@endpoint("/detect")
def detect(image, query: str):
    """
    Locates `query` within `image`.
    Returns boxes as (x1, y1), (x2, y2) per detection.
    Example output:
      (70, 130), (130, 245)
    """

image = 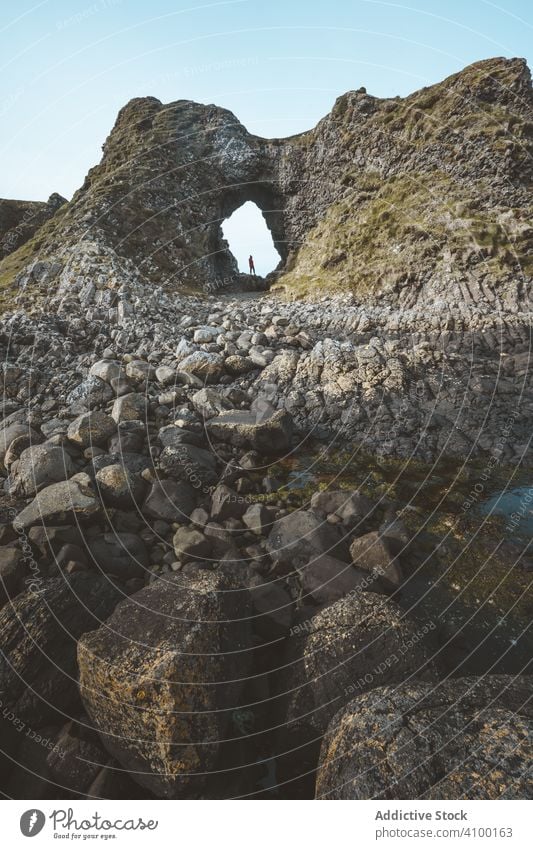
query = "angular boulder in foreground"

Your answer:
(315, 675), (533, 799)
(78, 571), (252, 798)
(206, 409), (293, 454)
